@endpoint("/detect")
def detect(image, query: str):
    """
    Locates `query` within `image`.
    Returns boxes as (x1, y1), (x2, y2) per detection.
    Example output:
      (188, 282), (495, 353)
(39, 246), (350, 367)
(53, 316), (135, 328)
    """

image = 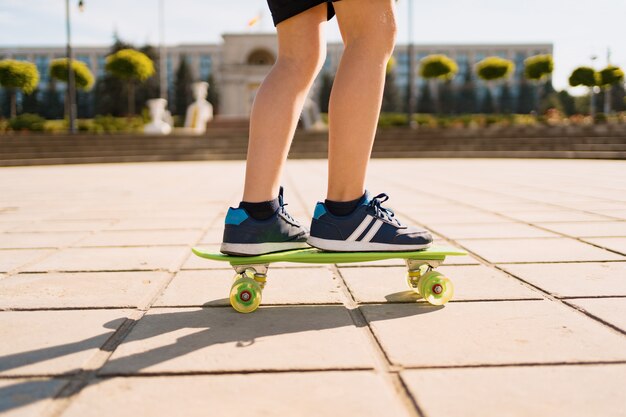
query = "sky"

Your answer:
(0, 0), (624, 92)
